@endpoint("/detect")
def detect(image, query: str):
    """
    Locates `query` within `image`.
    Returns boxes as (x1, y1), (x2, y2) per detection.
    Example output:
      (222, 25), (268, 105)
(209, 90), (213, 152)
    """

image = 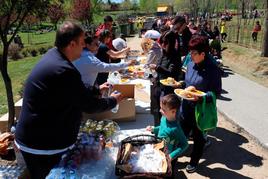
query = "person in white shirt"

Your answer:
(73, 35), (135, 87)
